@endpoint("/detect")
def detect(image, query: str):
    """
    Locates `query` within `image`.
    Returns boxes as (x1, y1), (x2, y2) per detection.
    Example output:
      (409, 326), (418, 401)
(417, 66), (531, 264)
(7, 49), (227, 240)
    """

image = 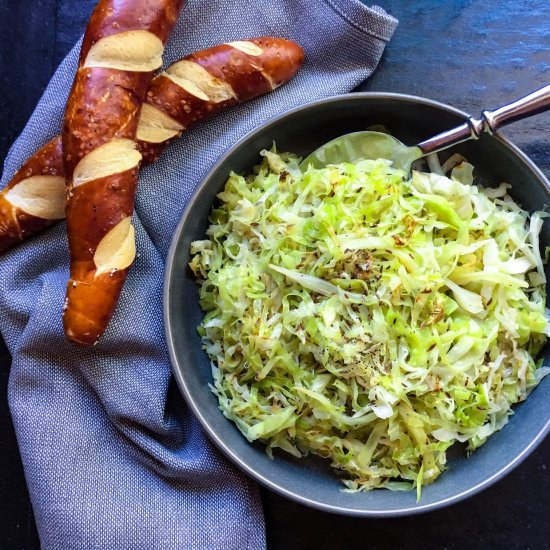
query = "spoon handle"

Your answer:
(417, 83), (550, 155)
